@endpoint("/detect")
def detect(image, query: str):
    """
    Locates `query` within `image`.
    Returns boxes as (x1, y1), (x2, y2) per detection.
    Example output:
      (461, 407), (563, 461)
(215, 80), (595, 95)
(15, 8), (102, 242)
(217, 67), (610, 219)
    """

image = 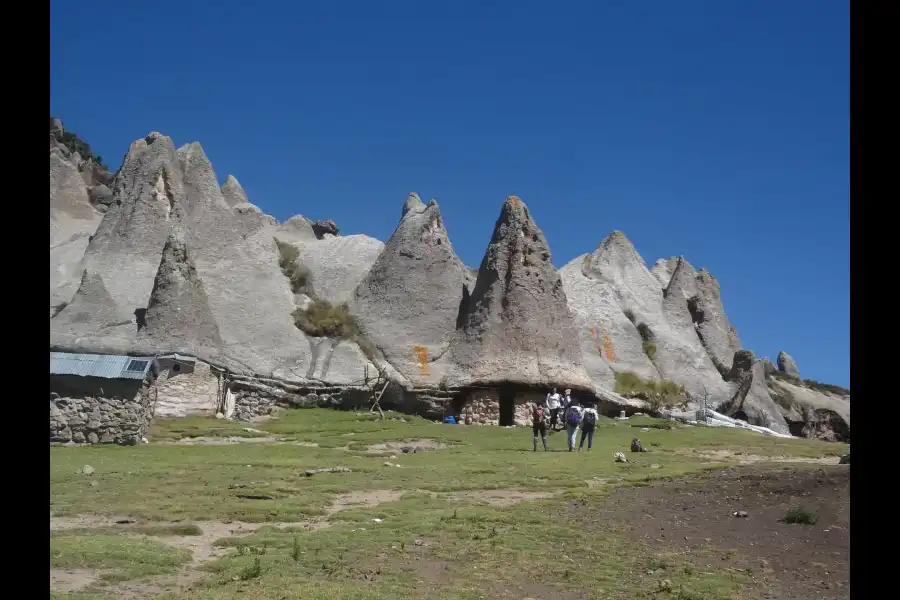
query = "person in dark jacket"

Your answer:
(531, 402), (549, 451)
(578, 402), (599, 451)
